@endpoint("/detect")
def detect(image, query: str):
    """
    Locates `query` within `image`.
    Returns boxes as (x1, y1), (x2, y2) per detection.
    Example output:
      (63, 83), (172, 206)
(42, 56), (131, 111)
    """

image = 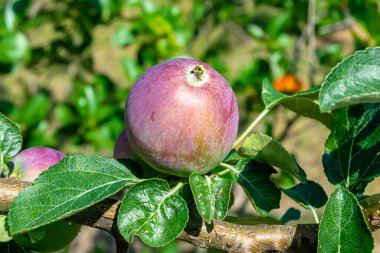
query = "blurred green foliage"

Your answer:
(0, 0), (378, 154)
